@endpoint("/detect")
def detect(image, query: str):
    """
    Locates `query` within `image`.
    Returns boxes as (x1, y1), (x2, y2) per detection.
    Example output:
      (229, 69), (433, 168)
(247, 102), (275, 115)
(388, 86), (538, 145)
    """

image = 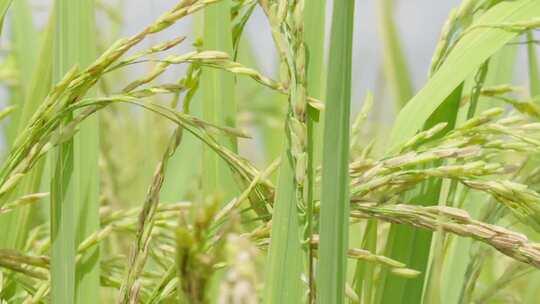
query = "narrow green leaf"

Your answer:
(161, 11), (204, 204)
(264, 150), (303, 304)
(442, 46), (517, 304)
(4, 0), (38, 149)
(51, 1), (98, 303)
(51, 3), (76, 300)
(525, 275), (540, 303)
(388, 0), (540, 152)
(316, 0), (355, 303)
(0, 0), (38, 251)
(353, 220), (377, 303)
(305, 0), (326, 102)
(527, 31), (540, 96)
(10, 0), (37, 95)
(524, 29), (540, 304)
(0, 0), (13, 35)
(476, 44), (518, 112)
(305, 0), (326, 299)
(378, 0), (414, 109)
(201, 0), (237, 198)
(17, 15), (54, 130)
(73, 1), (99, 303)
(377, 85), (463, 304)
